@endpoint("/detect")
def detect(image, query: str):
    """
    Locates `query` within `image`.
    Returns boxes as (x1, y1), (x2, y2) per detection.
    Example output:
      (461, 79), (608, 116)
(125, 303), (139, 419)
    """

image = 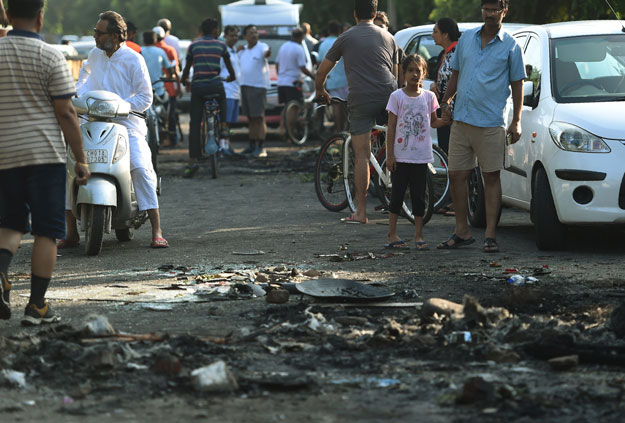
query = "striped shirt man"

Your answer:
(0, 29), (76, 170)
(186, 35), (229, 87)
